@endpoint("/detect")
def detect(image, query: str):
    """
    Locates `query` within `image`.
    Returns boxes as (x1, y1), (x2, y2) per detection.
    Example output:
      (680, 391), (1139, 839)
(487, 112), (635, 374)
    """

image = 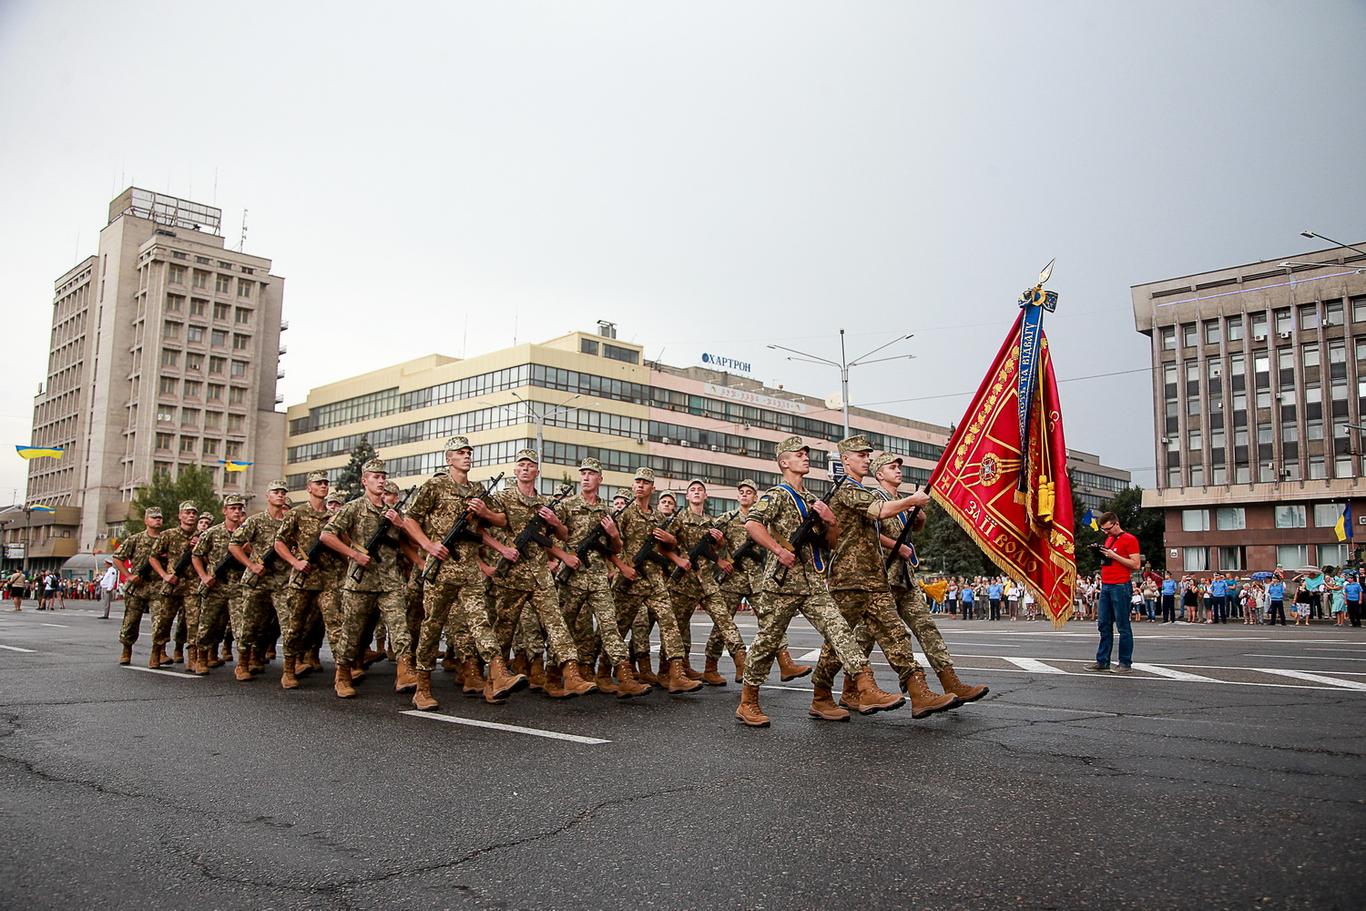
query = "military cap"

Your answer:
(383, 480), (400, 495)
(267, 479), (289, 492)
(222, 494), (246, 507)
(177, 500), (199, 513)
(361, 458), (387, 474)
(737, 478), (758, 492)
(686, 478), (707, 489)
(306, 470), (329, 483)
(143, 506), (163, 519)
(445, 436), (472, 452)
(775, 435), (809, 455)
(434, 467), (449, 477)
(633, 467), (655, 482)
(579, 457), (603, 473)
(870, 453), (903, 475)
(658, 491), (677, 503)
(324, 490), (346, 505)
(515, 448), (539, 464)
(838, 435), (874, 454)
